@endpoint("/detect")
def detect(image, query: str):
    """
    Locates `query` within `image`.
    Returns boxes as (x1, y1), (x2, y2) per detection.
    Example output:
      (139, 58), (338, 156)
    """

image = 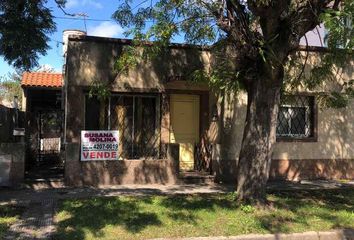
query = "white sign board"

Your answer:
(81, 130), (119, 161)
